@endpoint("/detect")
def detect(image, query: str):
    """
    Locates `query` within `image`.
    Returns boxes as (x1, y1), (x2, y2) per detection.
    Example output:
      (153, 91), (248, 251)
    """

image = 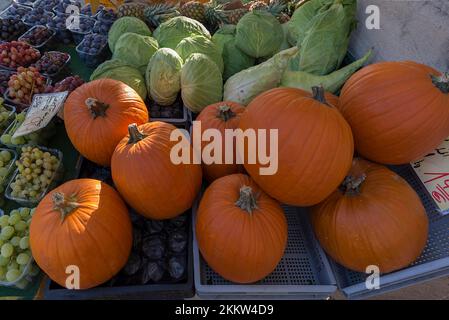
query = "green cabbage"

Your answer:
(181, 53), (223, 113)
(108, 17), (152, 52)
(90, 59), (147, 99)
(235, 10), (283, 58)
(146, 48), (183, 106)
(212, 24), (236, 54)
(279, 23), (292, 51)
(112, 33), (159, 75)
(213, 25), (255, 81)
(154, 16), (211, 50)
(175, 35), (224, 73)
(223, 47), (298, 105)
